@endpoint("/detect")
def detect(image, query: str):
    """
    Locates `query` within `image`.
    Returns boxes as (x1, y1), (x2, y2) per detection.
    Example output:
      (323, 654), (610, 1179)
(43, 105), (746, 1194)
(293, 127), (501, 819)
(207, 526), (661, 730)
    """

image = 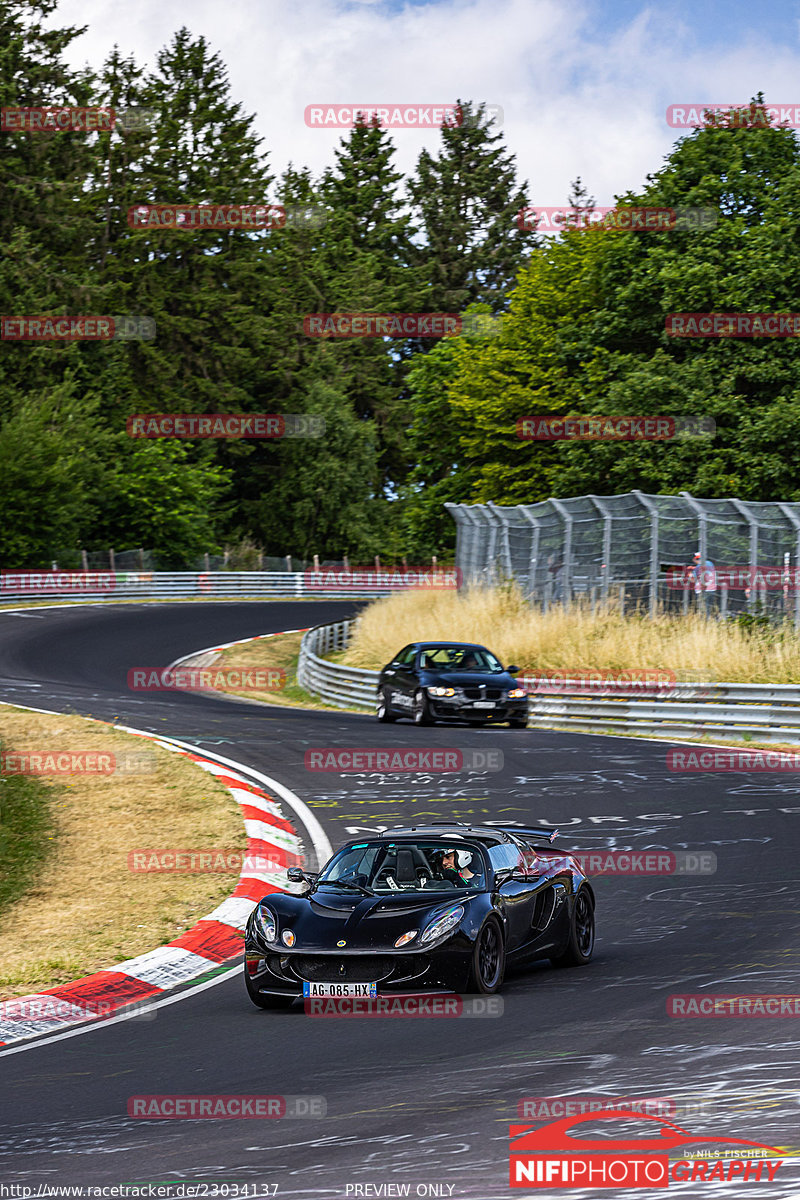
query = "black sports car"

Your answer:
(244, 823), (595, 1008)
(375, 641), (529, 726)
